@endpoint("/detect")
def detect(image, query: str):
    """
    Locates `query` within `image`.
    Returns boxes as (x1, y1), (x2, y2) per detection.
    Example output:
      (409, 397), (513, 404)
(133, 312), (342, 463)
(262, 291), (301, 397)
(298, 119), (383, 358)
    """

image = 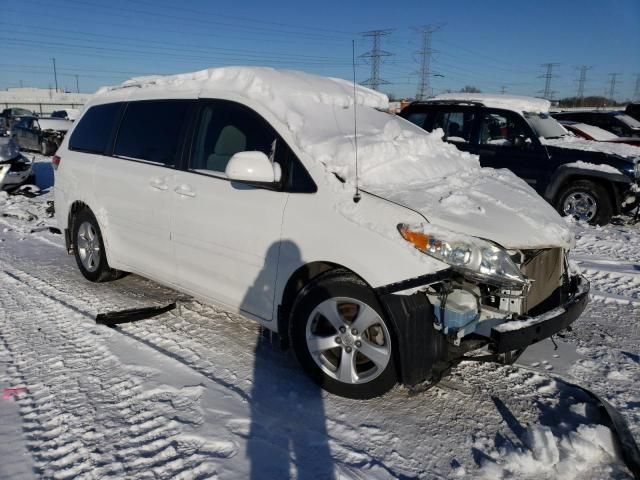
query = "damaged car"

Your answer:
(401, 94), (640, 225)
(54, 67), (589, 399)
(12, 116), (73, 155)
(0, 137), (34, 192)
